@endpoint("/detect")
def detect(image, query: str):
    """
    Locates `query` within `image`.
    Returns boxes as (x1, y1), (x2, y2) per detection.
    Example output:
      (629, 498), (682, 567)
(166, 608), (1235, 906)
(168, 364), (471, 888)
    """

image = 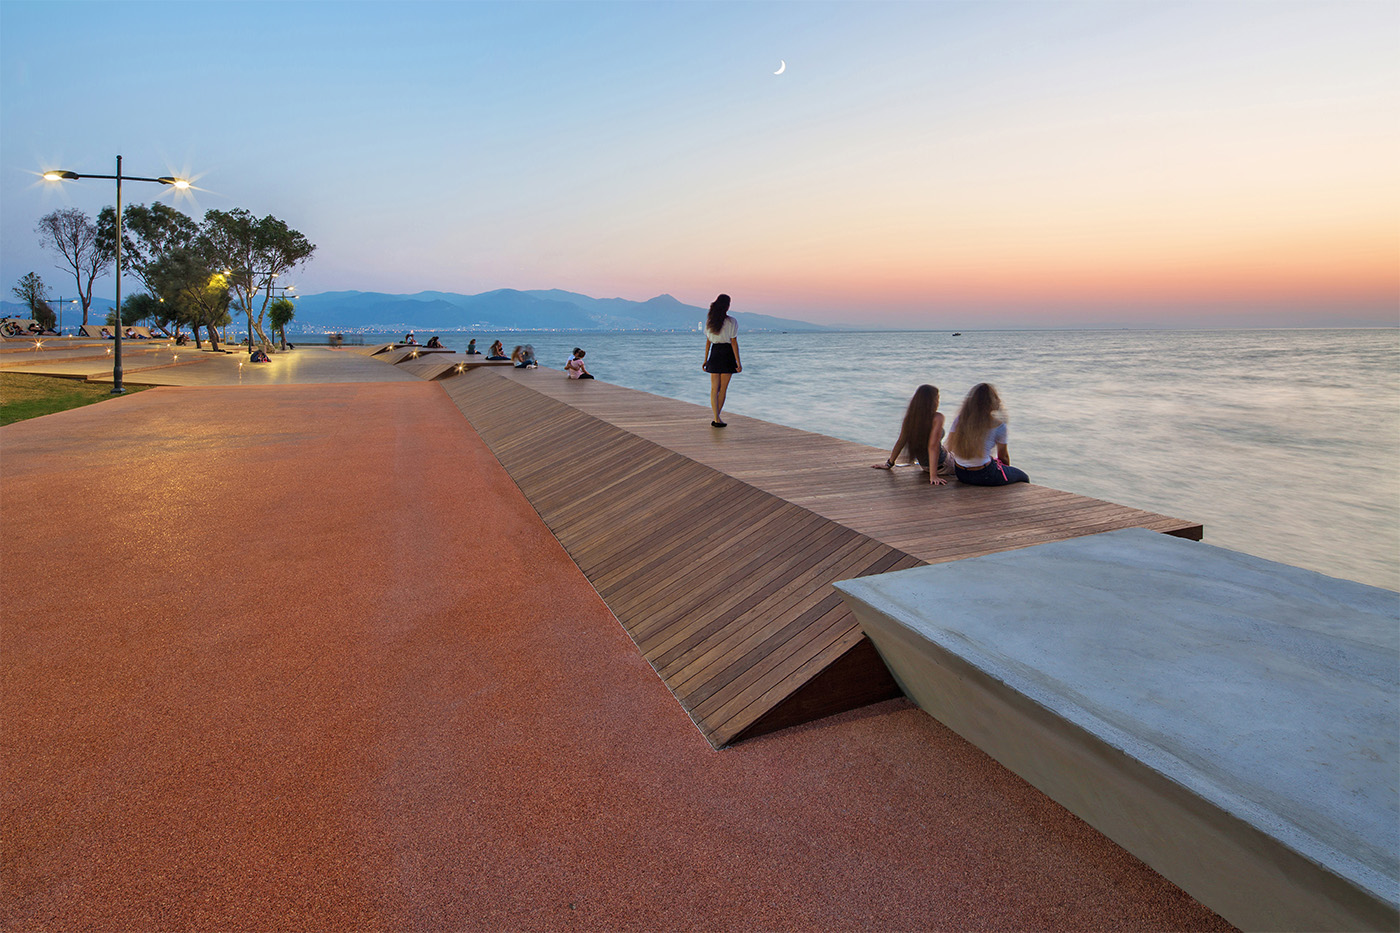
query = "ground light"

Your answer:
(43, 157), (190, 393)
